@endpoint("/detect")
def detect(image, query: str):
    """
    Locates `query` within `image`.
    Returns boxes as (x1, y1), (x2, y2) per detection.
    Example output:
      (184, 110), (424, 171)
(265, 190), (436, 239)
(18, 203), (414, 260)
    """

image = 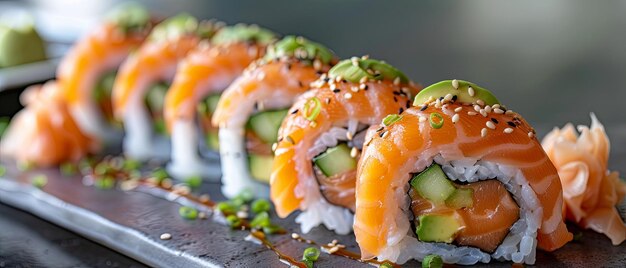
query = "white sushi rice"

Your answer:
(295, 120), (366, 235)
(122, 103), (170, 160)
(167, 120), (221, 180)
(219, 127), (270, 199)
(70, 104), (123, 146)
(378, 155), (542, 265)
